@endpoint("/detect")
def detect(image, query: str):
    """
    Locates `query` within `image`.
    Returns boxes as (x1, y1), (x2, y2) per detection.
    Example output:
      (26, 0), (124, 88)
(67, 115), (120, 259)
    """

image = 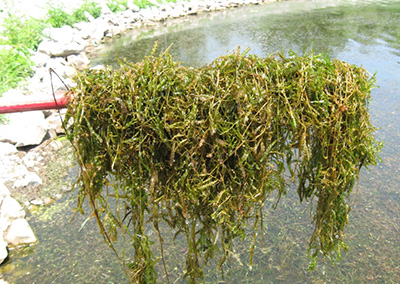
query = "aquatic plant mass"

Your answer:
(64, 47), (382, 283)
